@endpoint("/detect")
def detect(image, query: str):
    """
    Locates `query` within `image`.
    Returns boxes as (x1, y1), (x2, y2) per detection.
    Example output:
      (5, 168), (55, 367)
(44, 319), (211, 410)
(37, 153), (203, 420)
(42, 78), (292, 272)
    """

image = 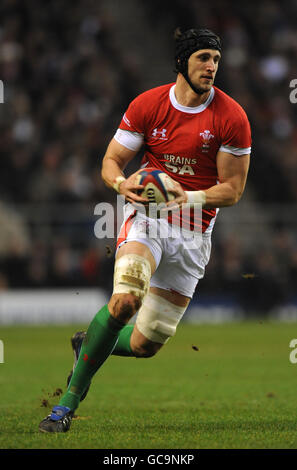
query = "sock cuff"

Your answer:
(108, 314), (125, 332)
(96, 304), (125, 333)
